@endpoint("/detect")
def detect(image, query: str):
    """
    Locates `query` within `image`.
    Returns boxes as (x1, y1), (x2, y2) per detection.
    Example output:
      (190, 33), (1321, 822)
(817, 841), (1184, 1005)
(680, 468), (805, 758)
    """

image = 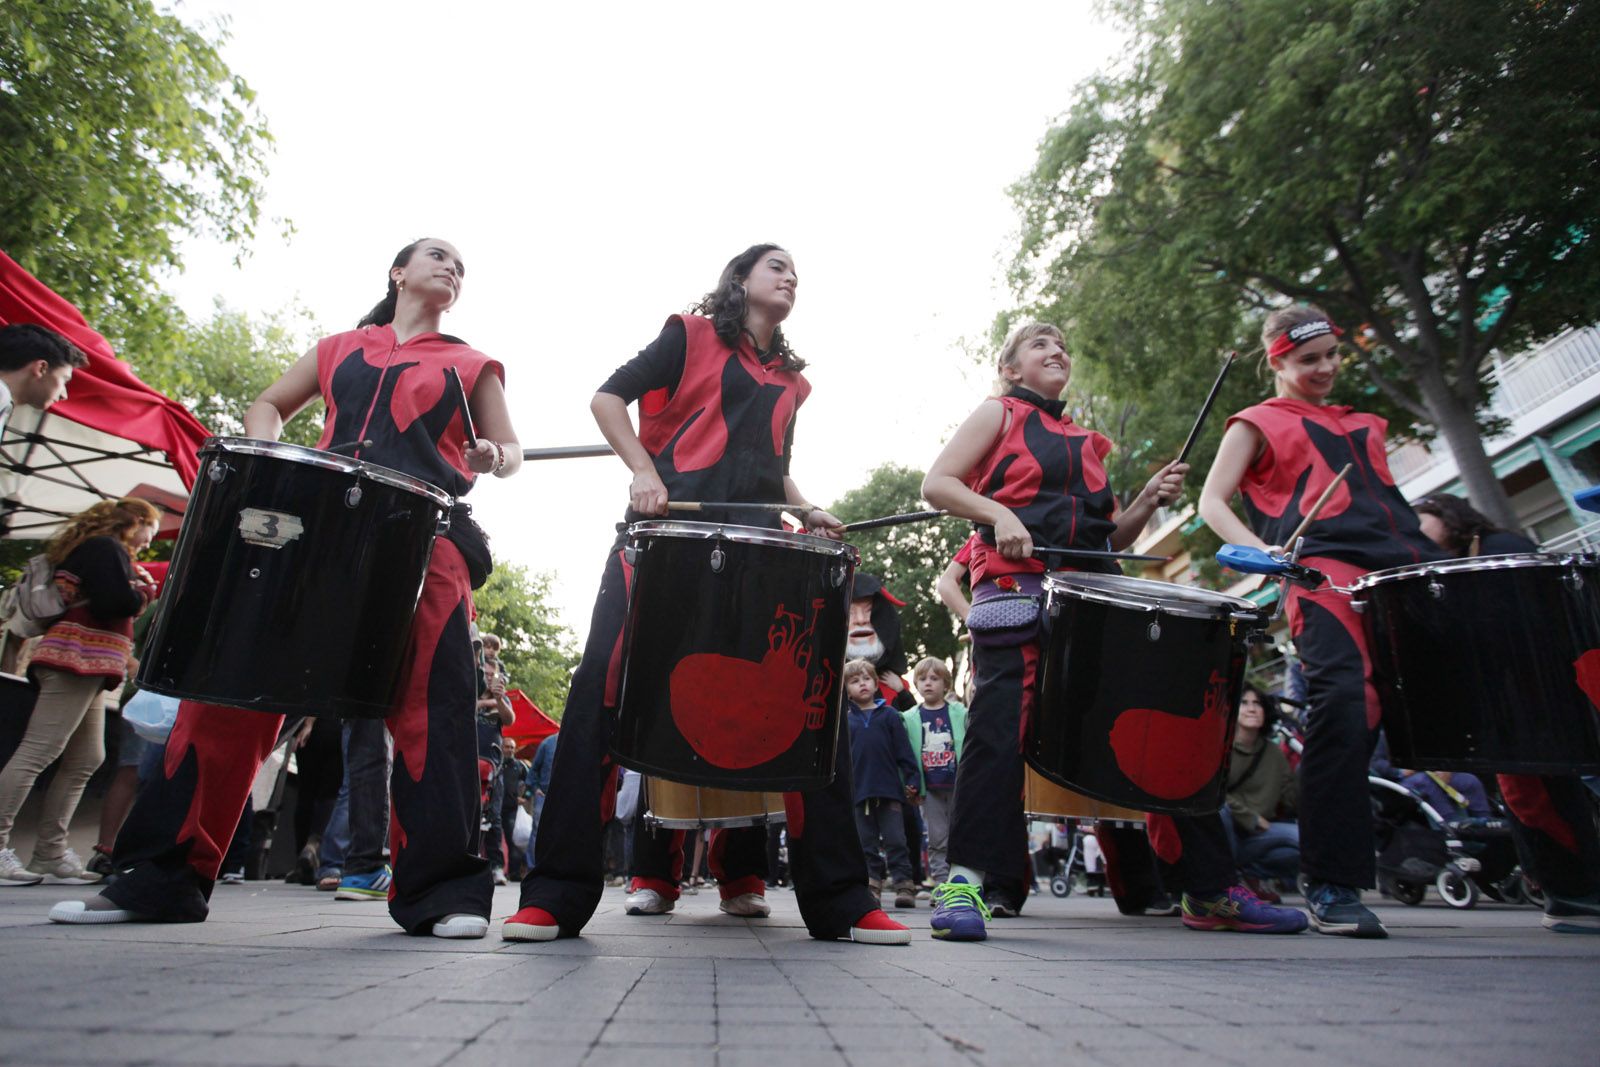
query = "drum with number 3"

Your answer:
(137, 437), (450, 718)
